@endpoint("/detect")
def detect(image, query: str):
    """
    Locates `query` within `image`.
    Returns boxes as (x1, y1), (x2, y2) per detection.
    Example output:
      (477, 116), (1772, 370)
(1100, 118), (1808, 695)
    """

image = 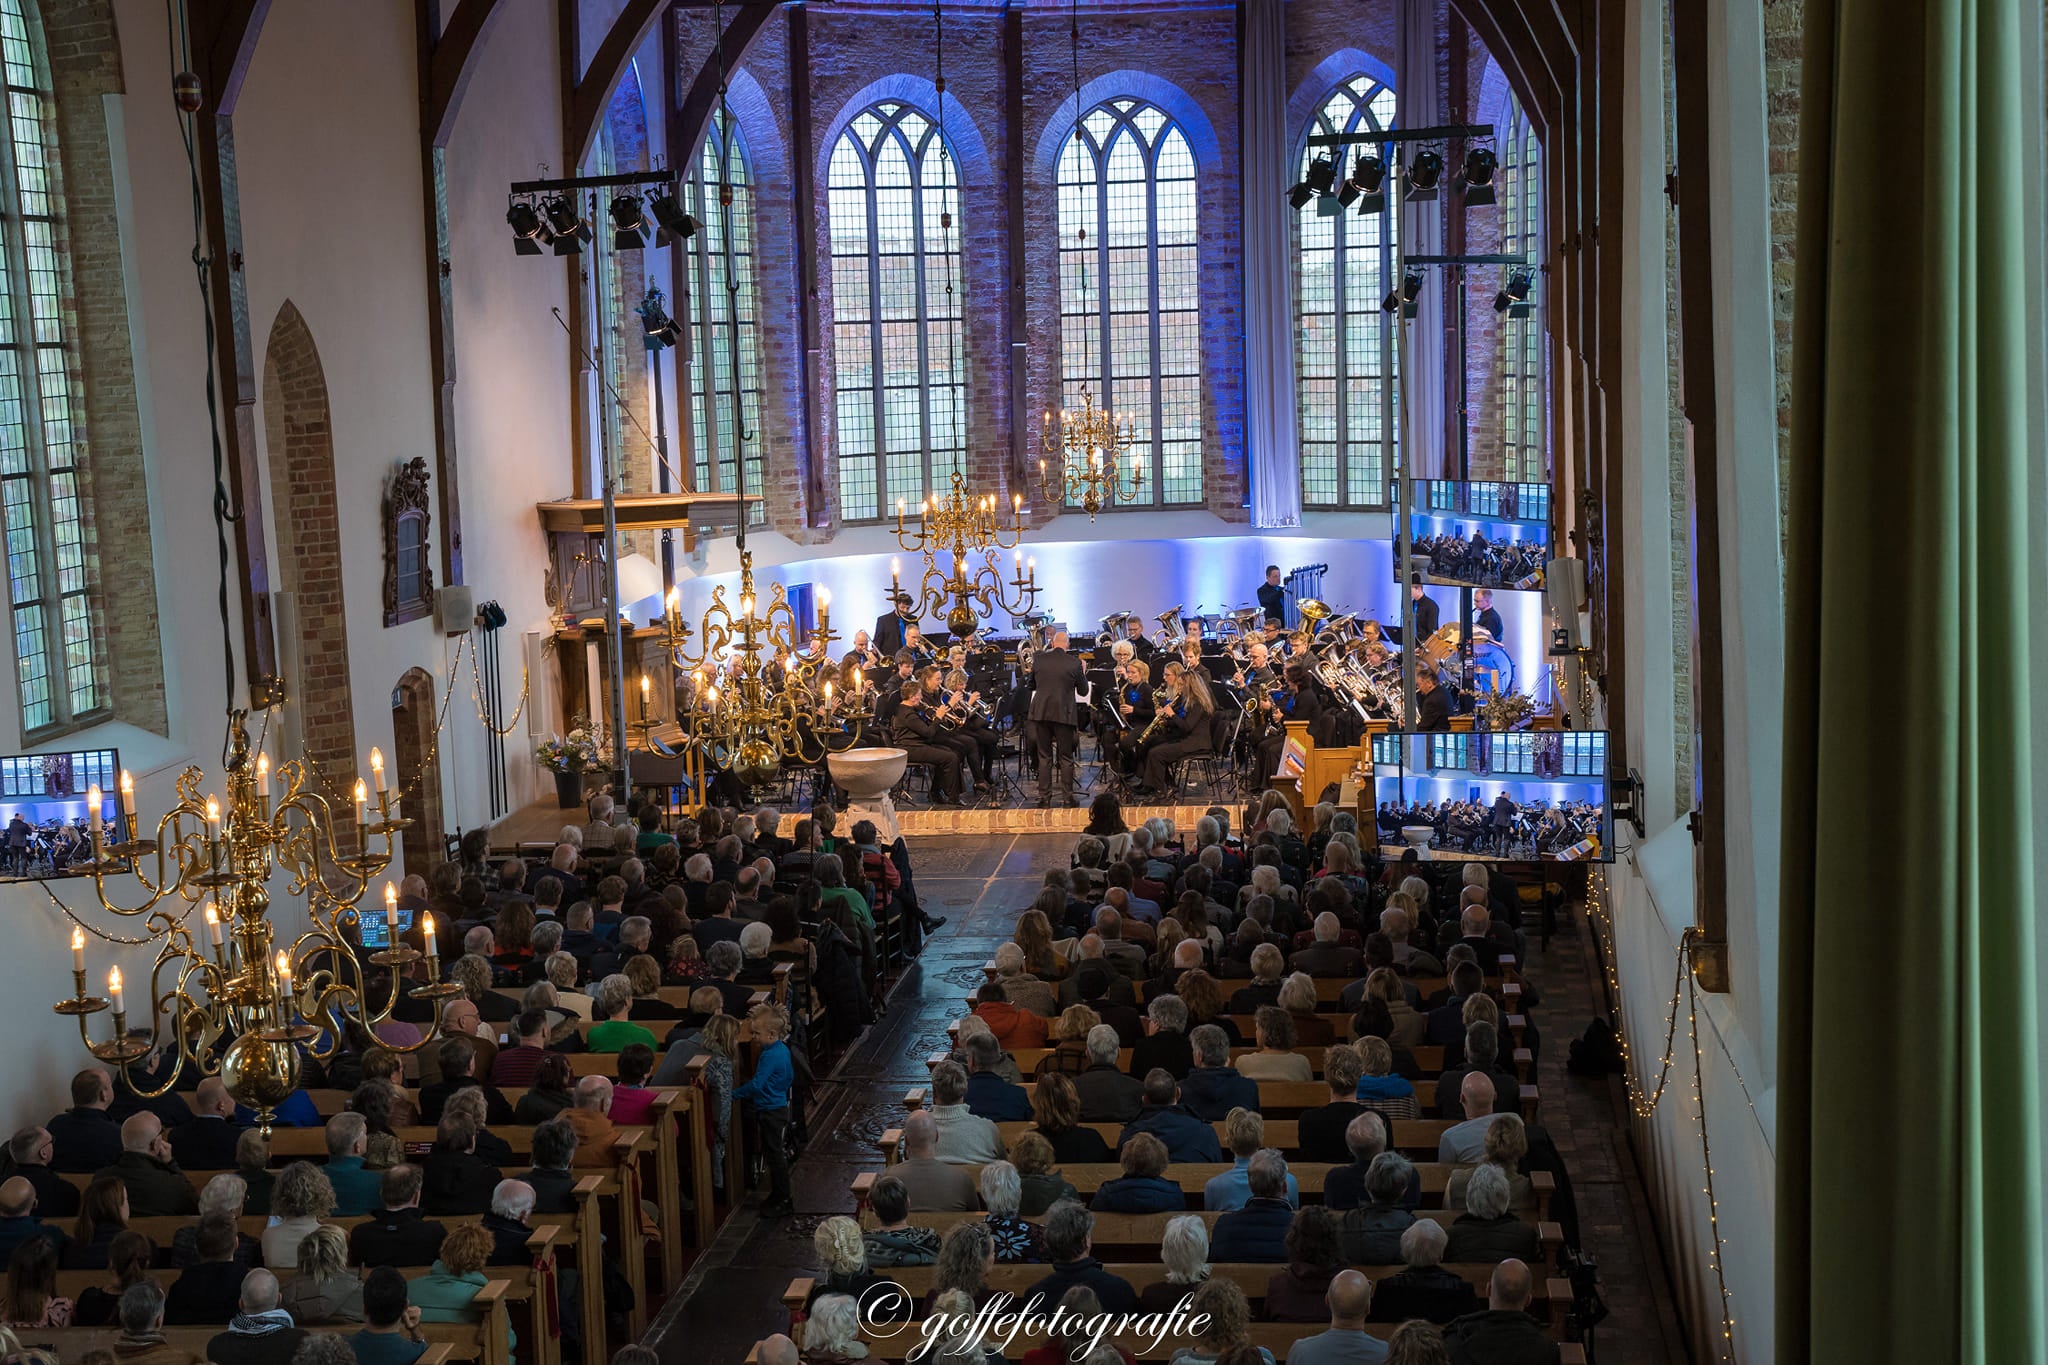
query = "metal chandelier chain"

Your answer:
(933, 0), (963, 477)
(713, 0), (752, 552)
